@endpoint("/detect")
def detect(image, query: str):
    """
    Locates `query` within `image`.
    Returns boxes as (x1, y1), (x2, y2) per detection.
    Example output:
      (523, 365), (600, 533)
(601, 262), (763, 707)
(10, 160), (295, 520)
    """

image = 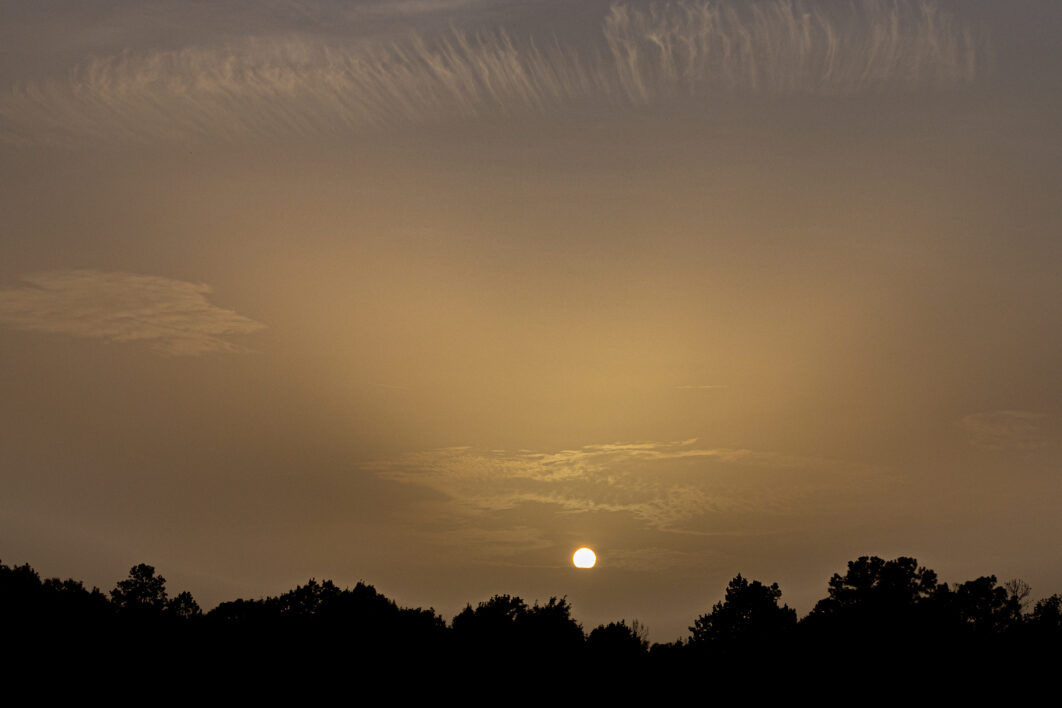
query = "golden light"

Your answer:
(572, 547), (597, 569)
